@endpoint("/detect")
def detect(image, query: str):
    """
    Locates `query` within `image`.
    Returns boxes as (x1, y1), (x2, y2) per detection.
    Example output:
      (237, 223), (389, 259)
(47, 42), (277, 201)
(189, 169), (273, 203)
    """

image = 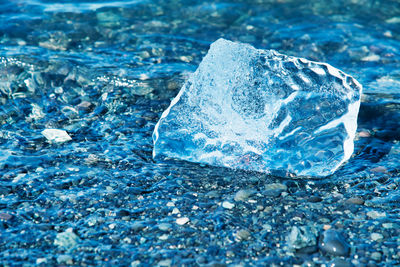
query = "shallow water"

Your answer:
(0, 0), (399, 266)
